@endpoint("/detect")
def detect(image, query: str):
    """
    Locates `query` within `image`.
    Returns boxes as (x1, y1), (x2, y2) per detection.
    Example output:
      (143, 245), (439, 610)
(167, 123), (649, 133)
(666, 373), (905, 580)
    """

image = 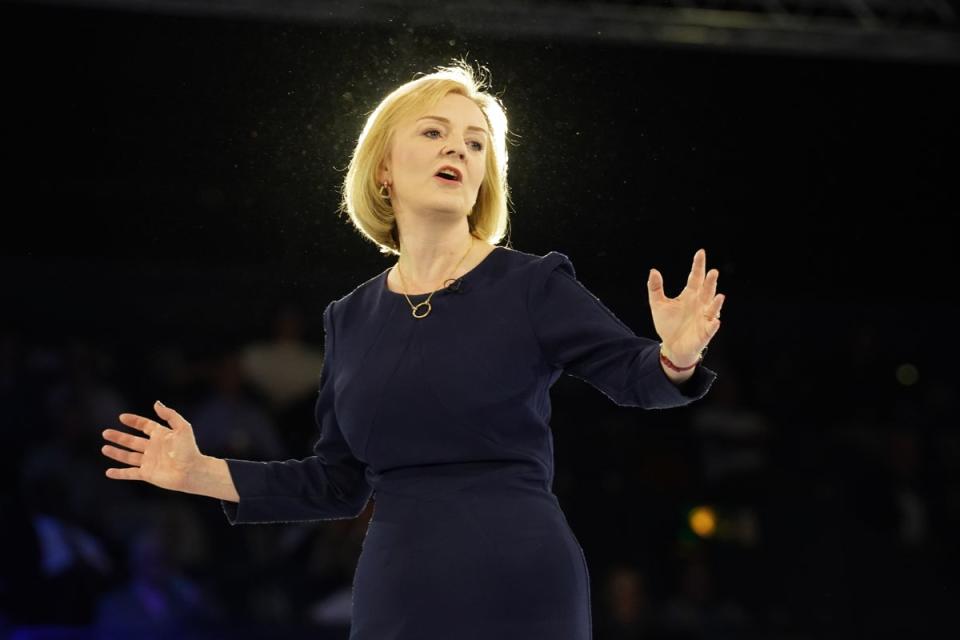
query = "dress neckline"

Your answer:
(381, 246), (504, 297)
